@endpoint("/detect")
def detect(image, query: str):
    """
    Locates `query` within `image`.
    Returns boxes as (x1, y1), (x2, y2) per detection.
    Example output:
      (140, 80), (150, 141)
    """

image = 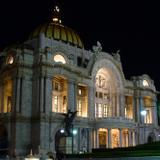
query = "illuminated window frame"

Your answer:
(143, 79), (149, 87)
(53, 54), (66, 64)
(77, 99), (82, 116)
(6, 55), (14, 64)
(52, 96), (58, 112)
